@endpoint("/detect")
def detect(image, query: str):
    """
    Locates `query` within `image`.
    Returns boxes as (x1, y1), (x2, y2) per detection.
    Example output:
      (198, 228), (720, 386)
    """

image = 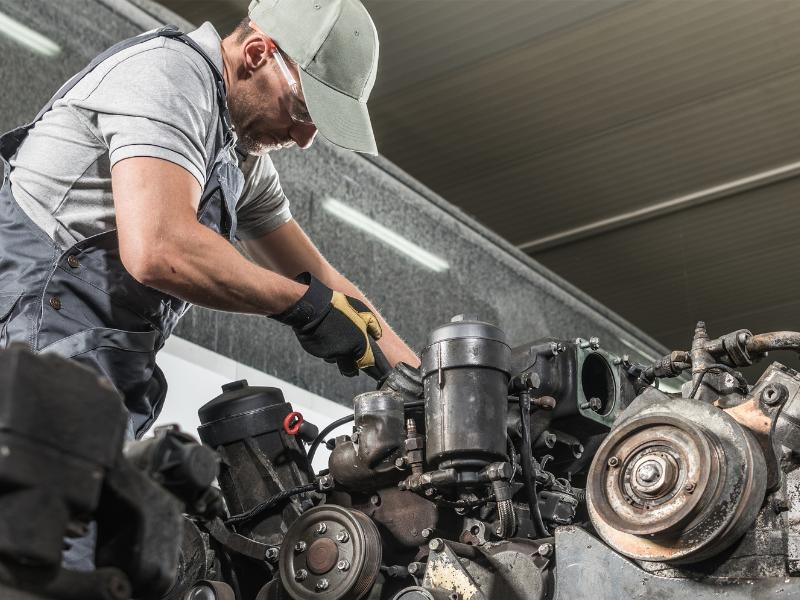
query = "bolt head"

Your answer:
(337, 559), (351, 572)
(608, 456), (620, 468)
(421, 528), (433, 539)
(429, 538), (444, 552)
(315, 579), (329, 591)
(335, 530), (350, 543)
(294, 541), (307, 553)
(408, 562), (422, 575)
(265, 547), (279, 561)
(636, 461), (662, 485)
(538, 542), (554, 558)
(294, 569), (308, 582)
(684, 482), (696, 494)
(315, 522), (328, 535)
(395, 457), (407, 469)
